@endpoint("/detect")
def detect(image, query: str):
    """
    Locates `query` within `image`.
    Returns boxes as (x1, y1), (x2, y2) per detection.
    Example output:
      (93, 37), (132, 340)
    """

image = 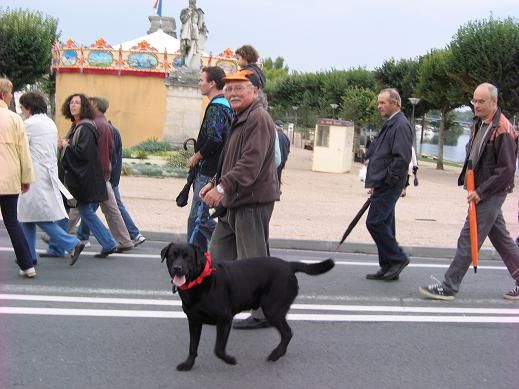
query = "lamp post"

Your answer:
(408, 97), (420, 155)
(330, 103), (338, 119)
(292, 105), (298, 144)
